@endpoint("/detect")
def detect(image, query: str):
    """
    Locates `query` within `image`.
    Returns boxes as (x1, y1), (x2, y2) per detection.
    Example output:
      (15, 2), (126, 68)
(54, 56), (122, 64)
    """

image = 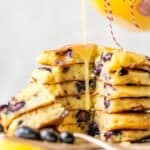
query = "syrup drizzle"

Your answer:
(80, 0), (87, 43)
(104, 0), (123, 49)
(79, 0), (91, 110)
